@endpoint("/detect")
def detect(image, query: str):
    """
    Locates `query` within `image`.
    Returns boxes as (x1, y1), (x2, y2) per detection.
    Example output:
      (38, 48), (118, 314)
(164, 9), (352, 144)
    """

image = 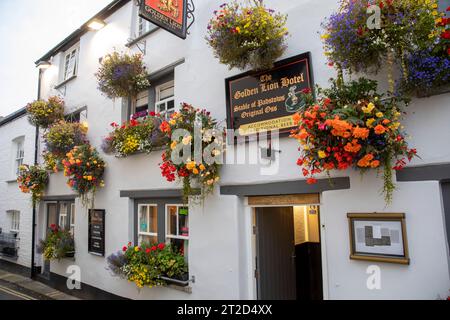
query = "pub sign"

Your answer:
(226, 52), (314, 137)
(139, 0), (188, 39)
(88, 209), (106, 256)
